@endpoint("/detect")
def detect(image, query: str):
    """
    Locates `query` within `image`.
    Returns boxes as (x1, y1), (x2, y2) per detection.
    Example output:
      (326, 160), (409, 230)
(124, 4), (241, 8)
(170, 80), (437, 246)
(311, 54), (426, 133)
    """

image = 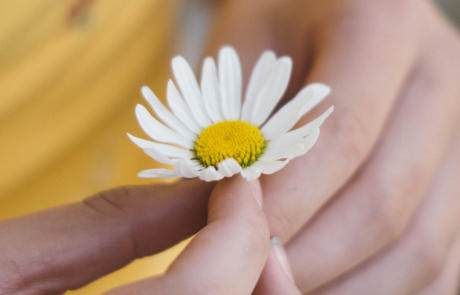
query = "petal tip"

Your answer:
(140, 85), (153, 97)
(308, 82), (331, 97)
(137, 171), (153, 178)
(279, 56), (293, 66)
(220, 45), (236, 53)
(262, 50), (276, 58)
(126, 132), (135, 140)
(171, 55), (185, 64)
